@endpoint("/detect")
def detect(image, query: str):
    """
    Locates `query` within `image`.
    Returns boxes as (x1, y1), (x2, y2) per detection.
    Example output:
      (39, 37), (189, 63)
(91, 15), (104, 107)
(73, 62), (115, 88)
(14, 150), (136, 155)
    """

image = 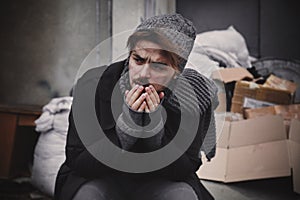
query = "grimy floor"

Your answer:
(202, 177), (300, 200)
